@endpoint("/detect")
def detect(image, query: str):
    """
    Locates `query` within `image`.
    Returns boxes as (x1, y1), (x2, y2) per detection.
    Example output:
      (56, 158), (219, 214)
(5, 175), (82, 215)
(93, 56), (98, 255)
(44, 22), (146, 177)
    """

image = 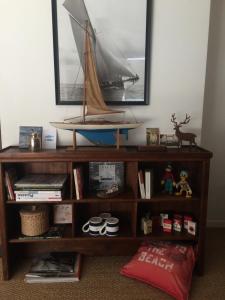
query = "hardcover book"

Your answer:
(89, 162), (124, 192)
(19, 126), (43, 149)
(14, 174), (67, 190)
(145, 169), (153, 199)
(5, 169), (18, 200)
(15, 190), (62, 201)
